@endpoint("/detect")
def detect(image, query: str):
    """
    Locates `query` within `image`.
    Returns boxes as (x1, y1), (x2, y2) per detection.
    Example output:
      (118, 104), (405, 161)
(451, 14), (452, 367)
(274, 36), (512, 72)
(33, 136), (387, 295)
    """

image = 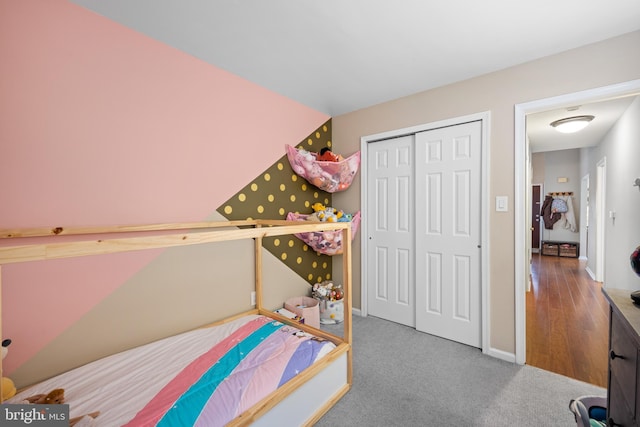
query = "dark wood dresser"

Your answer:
(603, 288), (640, 427)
